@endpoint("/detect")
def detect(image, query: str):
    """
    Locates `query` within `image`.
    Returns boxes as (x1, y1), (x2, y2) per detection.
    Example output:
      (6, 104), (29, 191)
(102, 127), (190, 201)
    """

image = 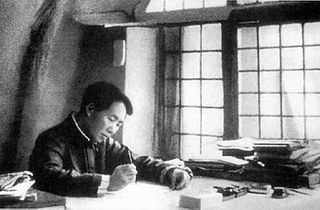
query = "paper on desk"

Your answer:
(217, 138), (255, 151)
(66, 182), (174, 210)
(106, 181), (172, 195)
